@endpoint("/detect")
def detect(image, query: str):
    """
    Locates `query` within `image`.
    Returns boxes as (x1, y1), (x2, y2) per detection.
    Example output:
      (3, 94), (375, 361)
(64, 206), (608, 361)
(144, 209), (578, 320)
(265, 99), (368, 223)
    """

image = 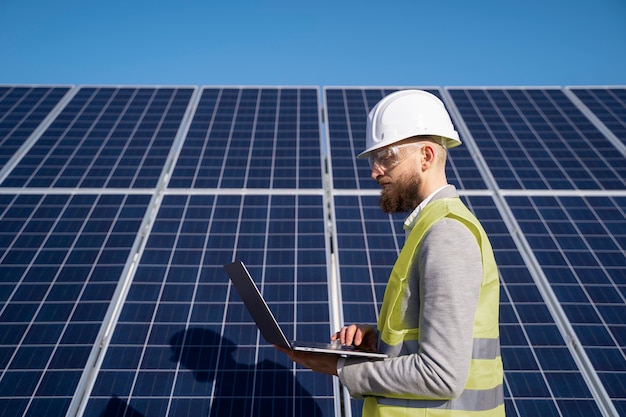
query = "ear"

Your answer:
(421, 143), (437, 168)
